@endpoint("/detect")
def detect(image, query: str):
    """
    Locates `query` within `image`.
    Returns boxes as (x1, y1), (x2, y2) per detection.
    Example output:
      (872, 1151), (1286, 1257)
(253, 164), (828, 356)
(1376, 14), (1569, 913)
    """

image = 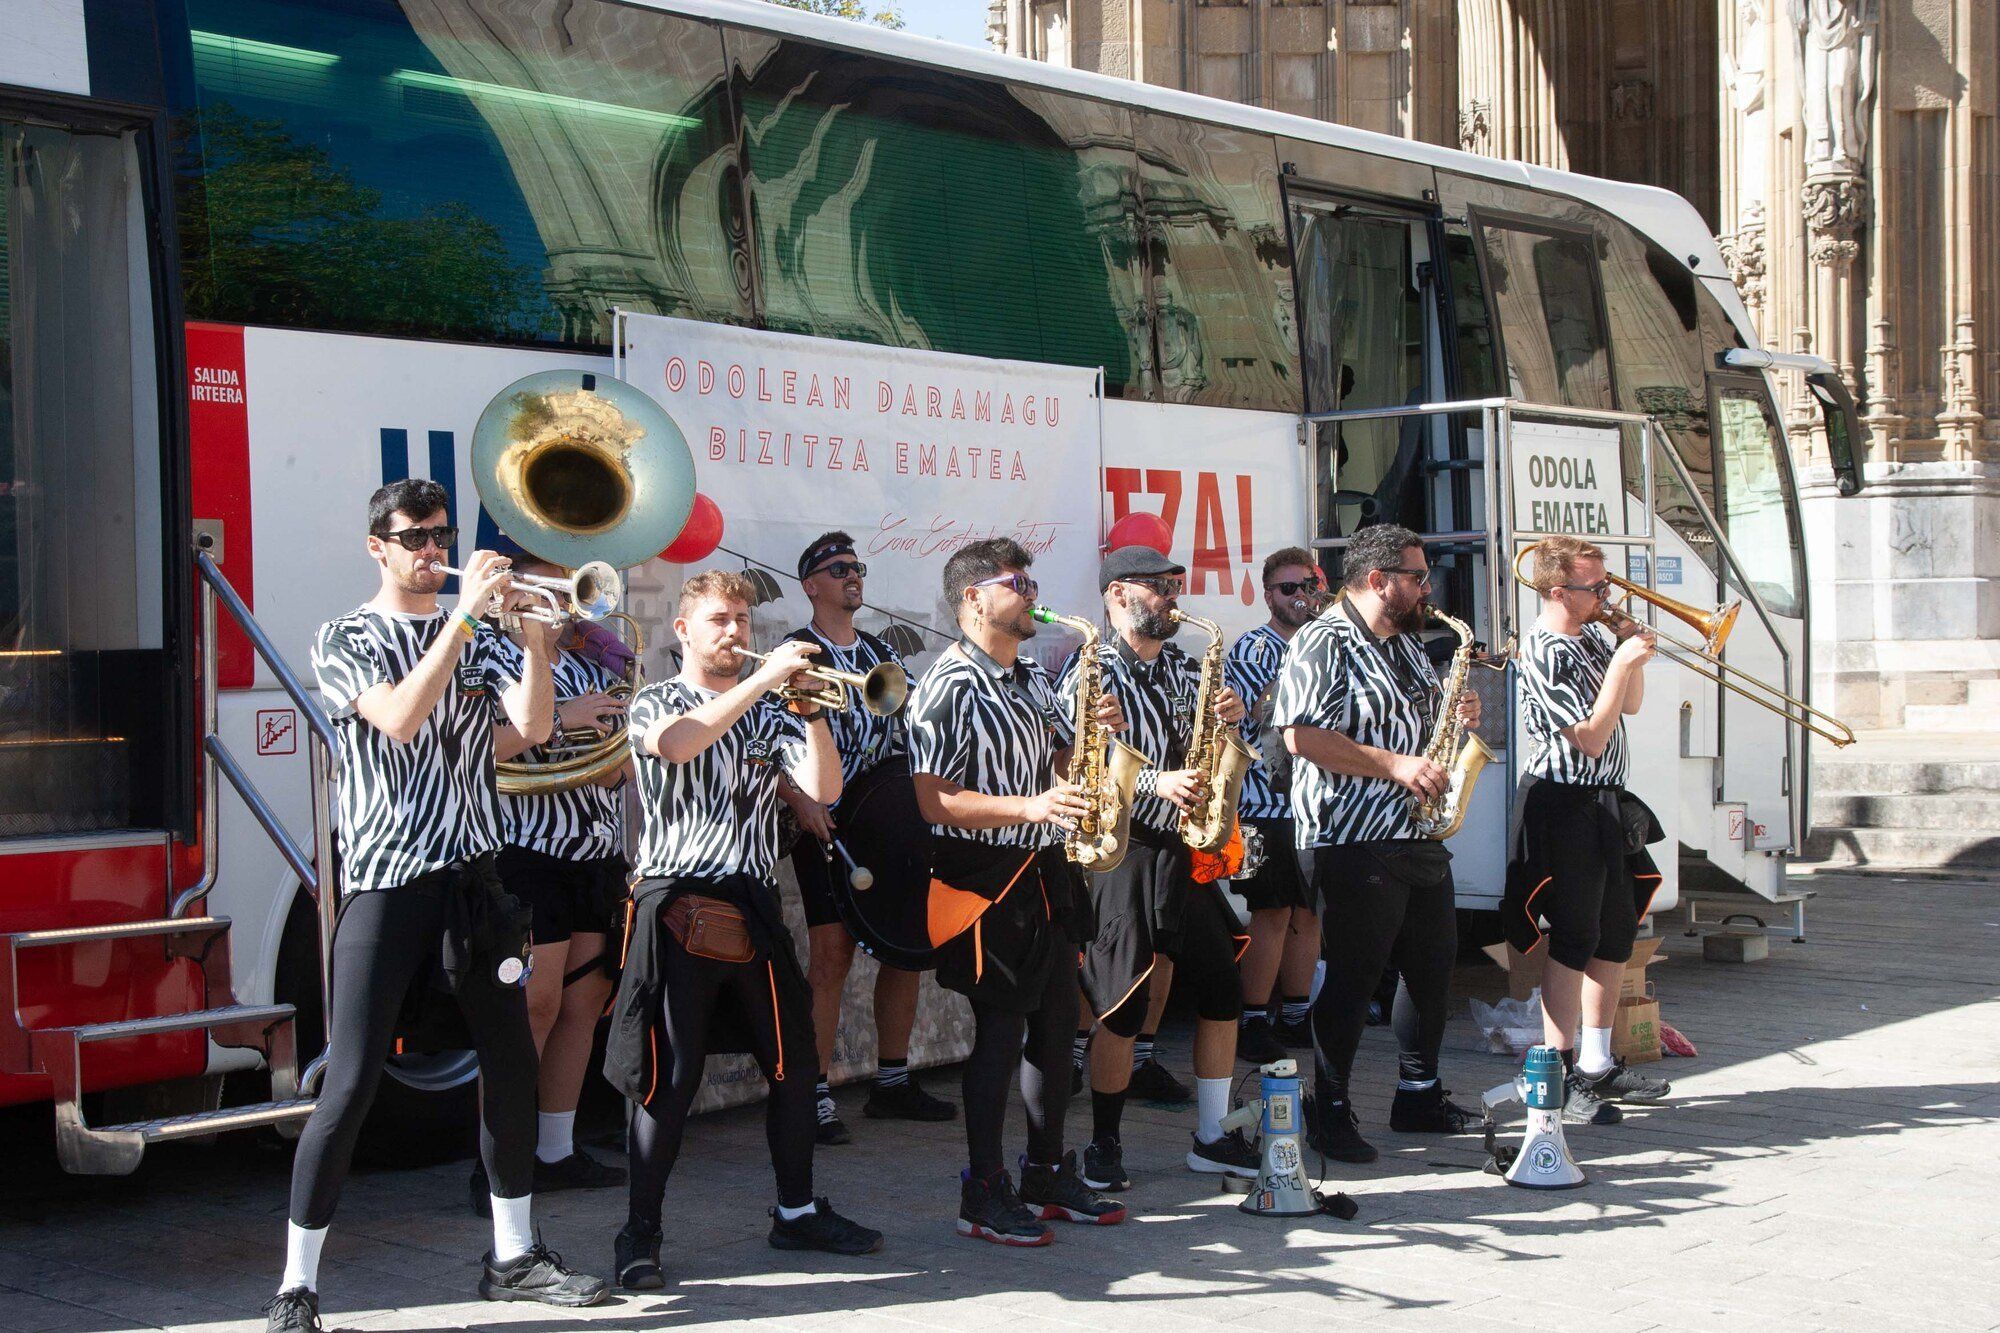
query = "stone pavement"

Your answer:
(2, 870), (1997, 1333)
